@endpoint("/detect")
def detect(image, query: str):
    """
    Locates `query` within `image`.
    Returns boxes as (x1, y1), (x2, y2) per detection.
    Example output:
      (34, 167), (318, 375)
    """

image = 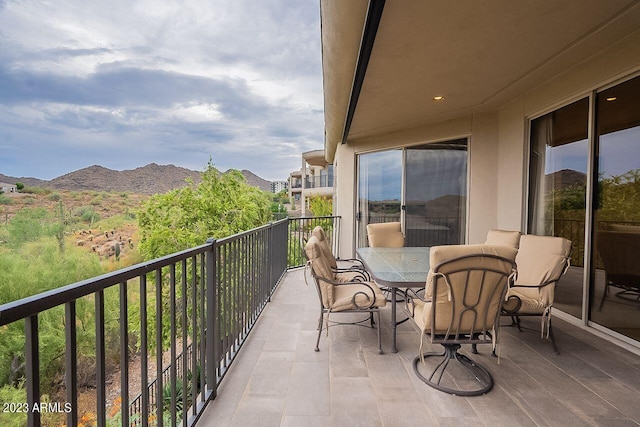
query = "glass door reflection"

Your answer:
(591, 75), (640, 341)
(356, 150), (402, 248)
(404, 140), (467, 247)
